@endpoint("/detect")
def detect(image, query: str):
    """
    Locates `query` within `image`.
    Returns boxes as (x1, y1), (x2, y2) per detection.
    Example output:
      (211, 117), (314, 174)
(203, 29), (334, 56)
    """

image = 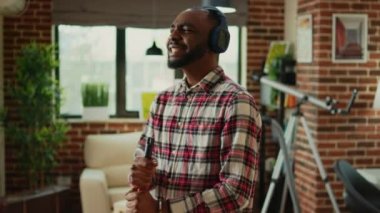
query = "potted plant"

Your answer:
(4, 42), (69, 190)
(81, 83), (109, 120)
